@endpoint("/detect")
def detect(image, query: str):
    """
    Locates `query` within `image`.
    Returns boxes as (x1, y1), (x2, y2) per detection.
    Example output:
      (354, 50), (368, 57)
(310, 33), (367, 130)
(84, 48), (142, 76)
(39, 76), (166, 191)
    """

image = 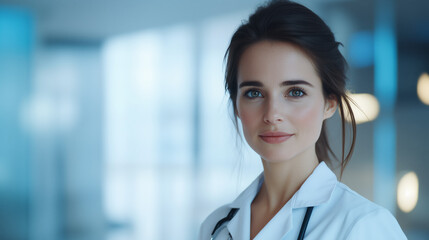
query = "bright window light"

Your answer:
(397, 171), (419, 213)
(417, 72), (429, 105)
(343, 93), (380, 124)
